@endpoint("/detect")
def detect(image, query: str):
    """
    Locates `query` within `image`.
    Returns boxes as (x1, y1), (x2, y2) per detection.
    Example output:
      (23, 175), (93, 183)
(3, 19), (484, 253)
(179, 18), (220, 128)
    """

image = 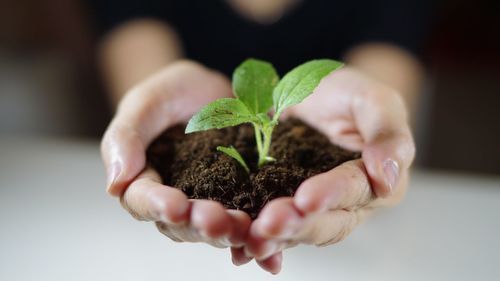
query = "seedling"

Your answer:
(185, 59), (343, 171)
